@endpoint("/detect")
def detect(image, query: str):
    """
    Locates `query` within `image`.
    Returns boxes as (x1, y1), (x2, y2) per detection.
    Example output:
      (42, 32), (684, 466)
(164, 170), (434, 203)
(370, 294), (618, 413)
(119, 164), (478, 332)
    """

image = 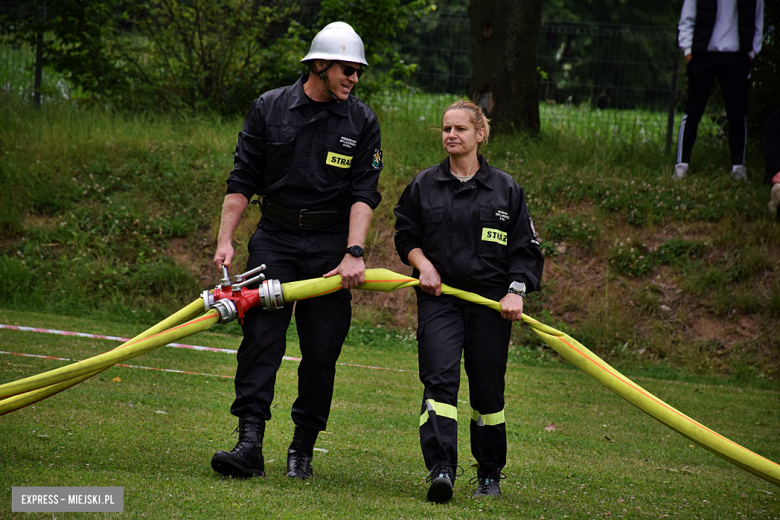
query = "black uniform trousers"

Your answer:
(764, 109), (780, 186)
(416, 293), (511, 476)
(230, 225), (351, 432)
(677, 52), (751, 166)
